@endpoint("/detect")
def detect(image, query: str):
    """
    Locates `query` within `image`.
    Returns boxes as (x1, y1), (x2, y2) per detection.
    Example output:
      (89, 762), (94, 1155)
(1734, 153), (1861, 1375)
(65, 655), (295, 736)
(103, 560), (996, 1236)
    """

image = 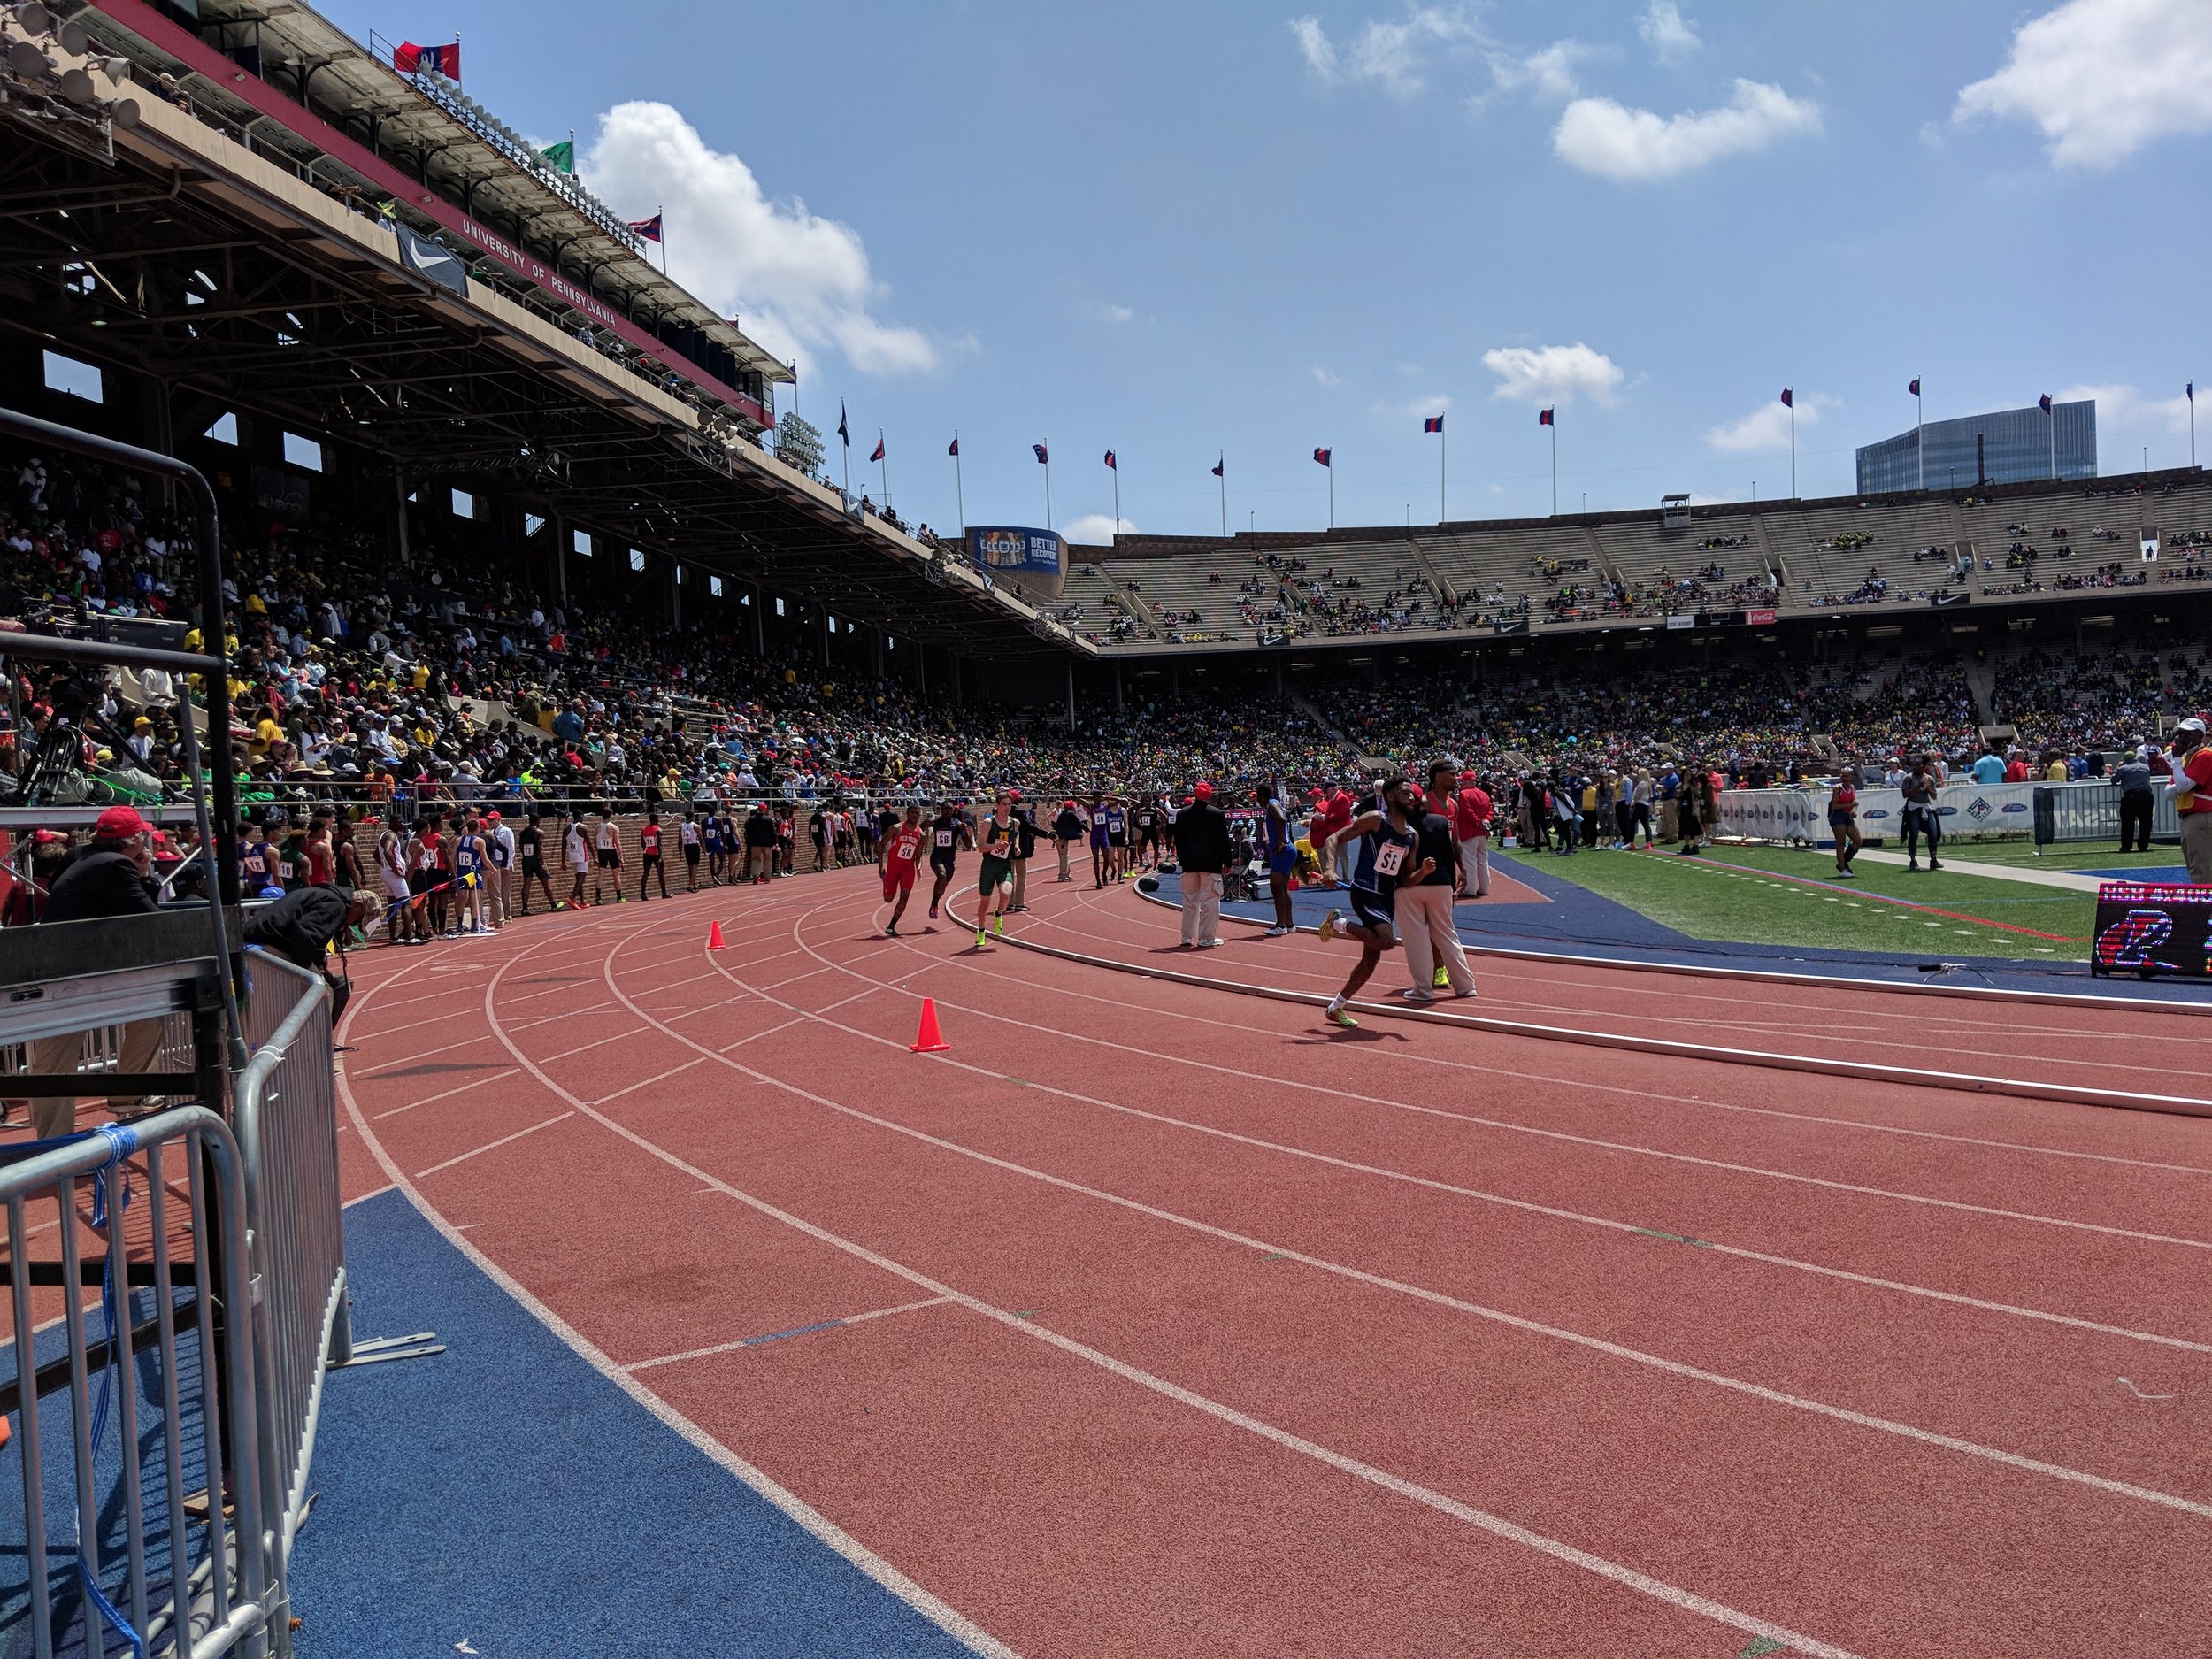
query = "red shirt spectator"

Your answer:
(1453, 784), (1494, 840)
